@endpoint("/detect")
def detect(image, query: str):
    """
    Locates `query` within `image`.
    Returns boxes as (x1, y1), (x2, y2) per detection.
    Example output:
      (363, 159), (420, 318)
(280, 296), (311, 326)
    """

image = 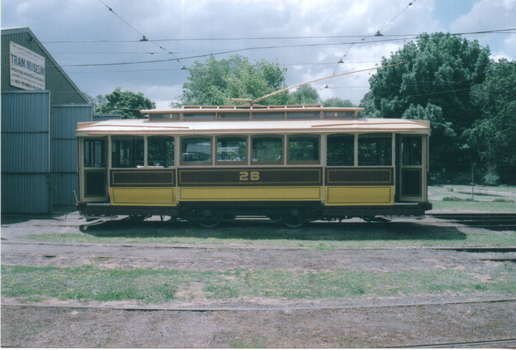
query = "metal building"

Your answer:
(2, 27), (93, 214)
